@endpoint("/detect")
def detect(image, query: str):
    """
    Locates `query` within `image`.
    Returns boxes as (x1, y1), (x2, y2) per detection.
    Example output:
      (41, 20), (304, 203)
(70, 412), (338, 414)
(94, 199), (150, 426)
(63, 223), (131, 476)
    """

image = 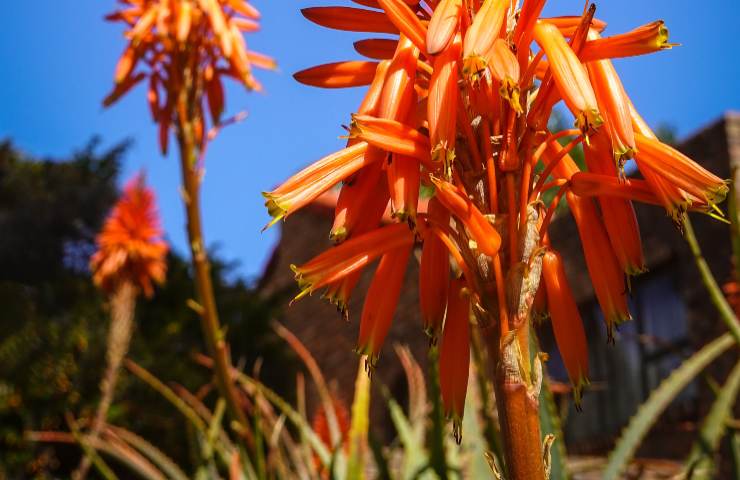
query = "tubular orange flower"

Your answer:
(420, 197), (451, 337)
(90, 174), (168, 298)
(439, 278), (470, 442)
(569, 172), (662, 206)
(357, 60), (392, 115)
(376, 0), (427, 54)
(331, 160), (389, 242)
(533, 22), (603, 135)
(426, 0), (461, 55)
(292, 222), (415, 299)
(540, 16), (607, 37)
(279, 0), (728, 470)
(378, 35), (419, 121)
(356, 243), (413, 365)
(263, 142), (377, 227)
(584, 133), (645, 275)
(350, 115), (432, 165)
(541, 250), (589, 405)
(301, 6), (399, 34)
(105, 0), (272, 150)
(388, 153), (421, 222)
(635, 133), (728, 208)
(431, 177), (502, 257)
(585, 31), (636, 164)
(567, 192), (630, 339)
(487, 39), (522, 113)
(462, 0), (508, 77)
(294, 61), (381, 88)
(580, 21), (676, 62)
(428, 35), (460, 166)
(354, 38), (398, 60)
